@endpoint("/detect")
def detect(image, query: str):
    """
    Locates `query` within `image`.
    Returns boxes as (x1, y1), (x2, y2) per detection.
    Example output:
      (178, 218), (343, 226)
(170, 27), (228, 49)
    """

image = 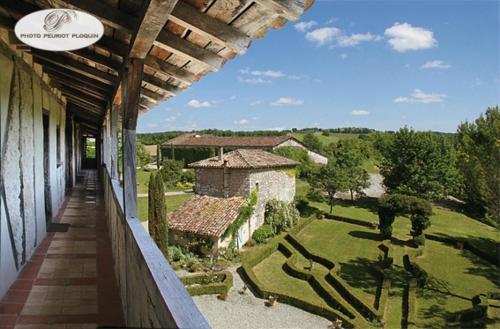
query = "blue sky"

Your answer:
(137, 0), (500, 133)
